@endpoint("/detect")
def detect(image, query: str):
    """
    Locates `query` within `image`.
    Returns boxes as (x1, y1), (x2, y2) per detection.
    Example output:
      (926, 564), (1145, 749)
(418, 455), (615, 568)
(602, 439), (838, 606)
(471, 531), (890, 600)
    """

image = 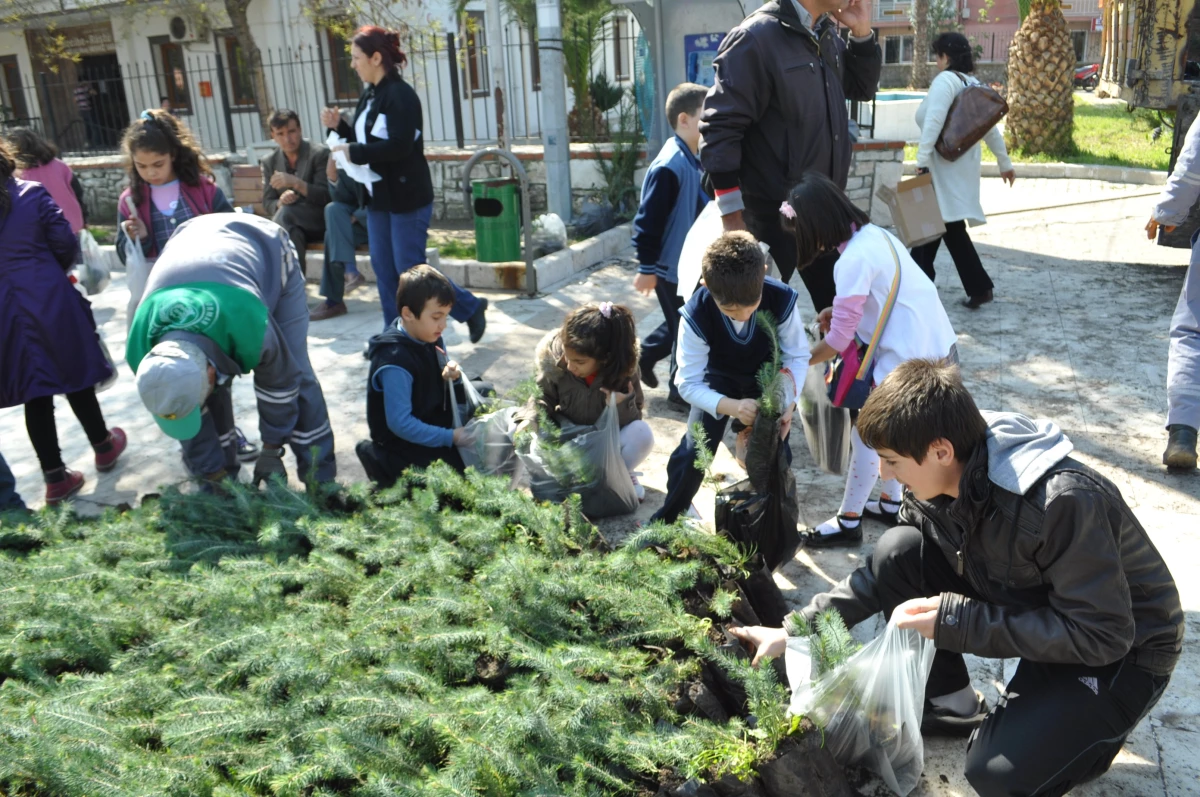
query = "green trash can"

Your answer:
(472, 178), (521, 262)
